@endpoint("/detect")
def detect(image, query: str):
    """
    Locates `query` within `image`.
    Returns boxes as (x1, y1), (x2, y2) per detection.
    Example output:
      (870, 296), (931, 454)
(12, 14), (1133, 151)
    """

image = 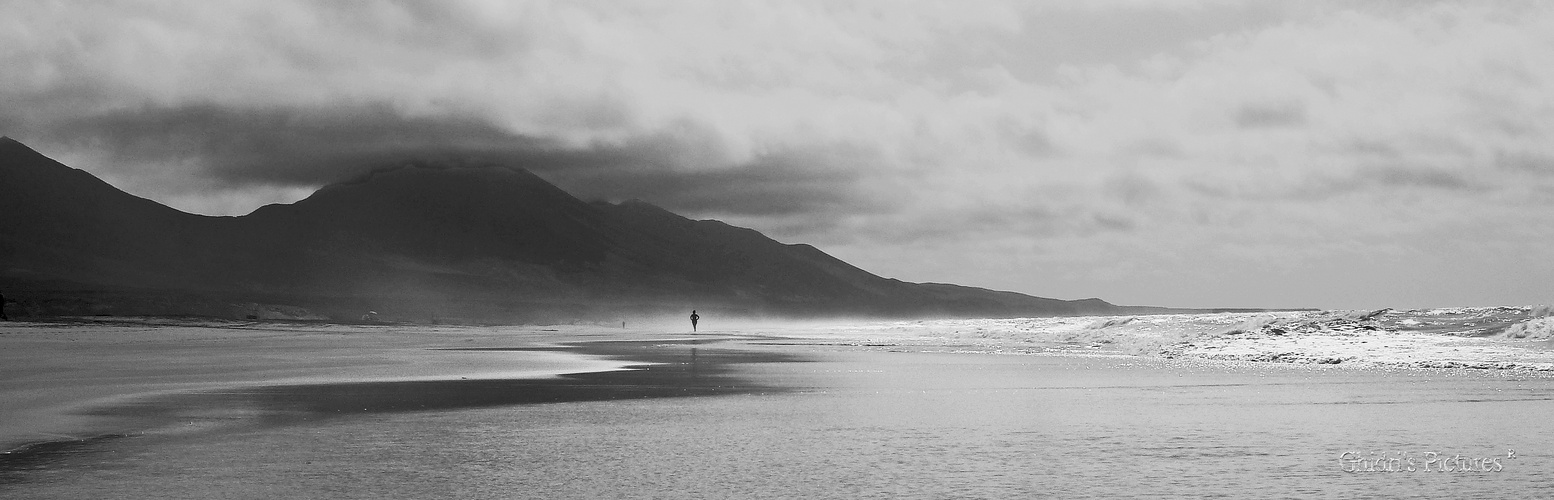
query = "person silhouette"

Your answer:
(690, 310), (700, 332)
(0, 291), (7, 321)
